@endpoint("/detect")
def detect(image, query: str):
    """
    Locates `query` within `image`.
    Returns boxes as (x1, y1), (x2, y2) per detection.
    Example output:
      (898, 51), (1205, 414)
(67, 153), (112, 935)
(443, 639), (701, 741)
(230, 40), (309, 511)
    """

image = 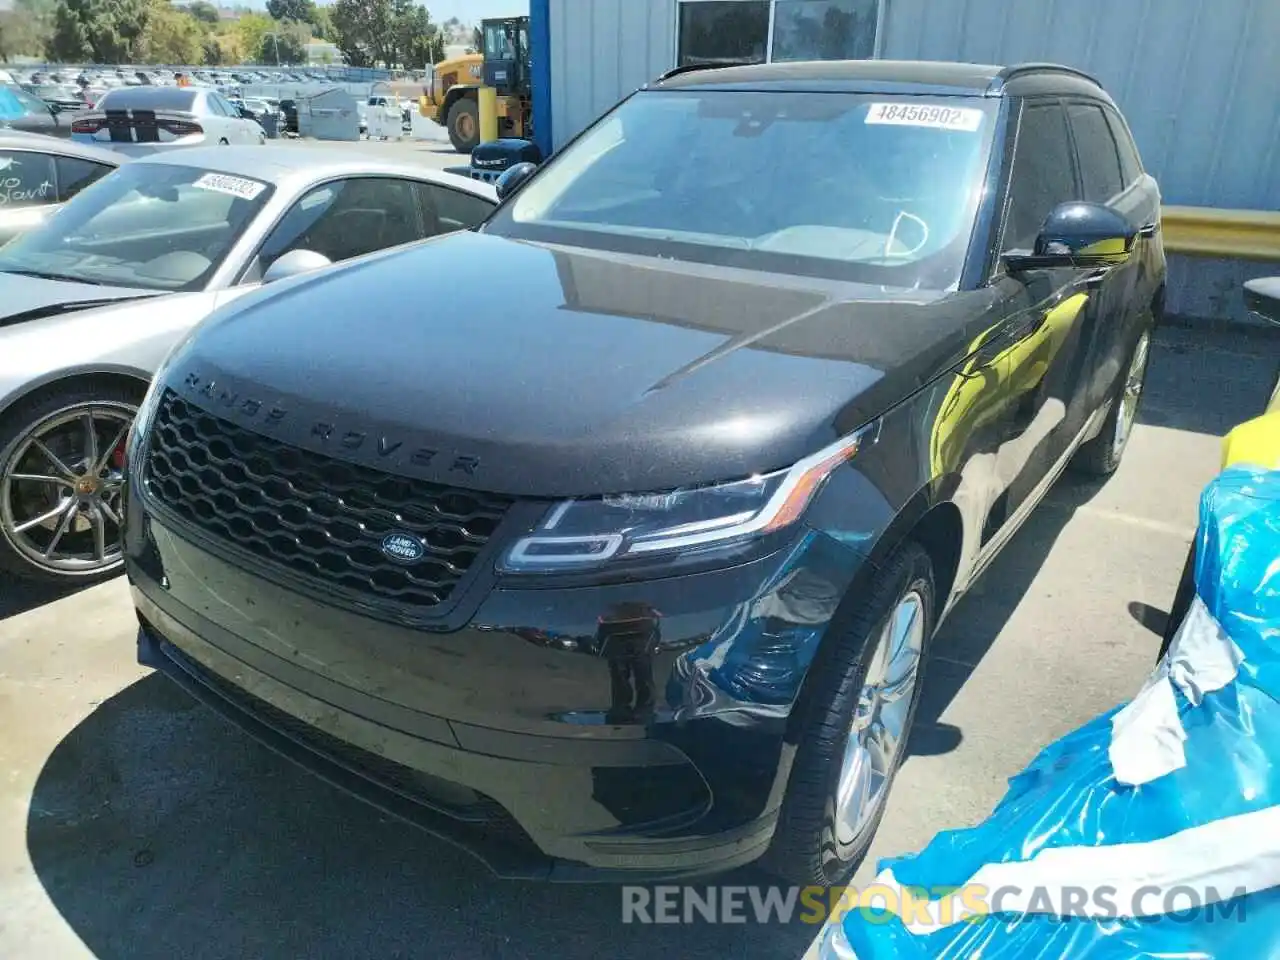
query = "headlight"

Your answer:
(499, 422), (877, 574)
